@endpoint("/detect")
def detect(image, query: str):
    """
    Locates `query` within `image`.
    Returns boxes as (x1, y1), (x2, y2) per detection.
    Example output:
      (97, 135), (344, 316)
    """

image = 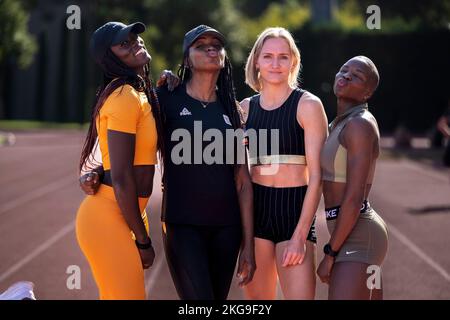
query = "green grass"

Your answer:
(0, 120), (89, 130)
